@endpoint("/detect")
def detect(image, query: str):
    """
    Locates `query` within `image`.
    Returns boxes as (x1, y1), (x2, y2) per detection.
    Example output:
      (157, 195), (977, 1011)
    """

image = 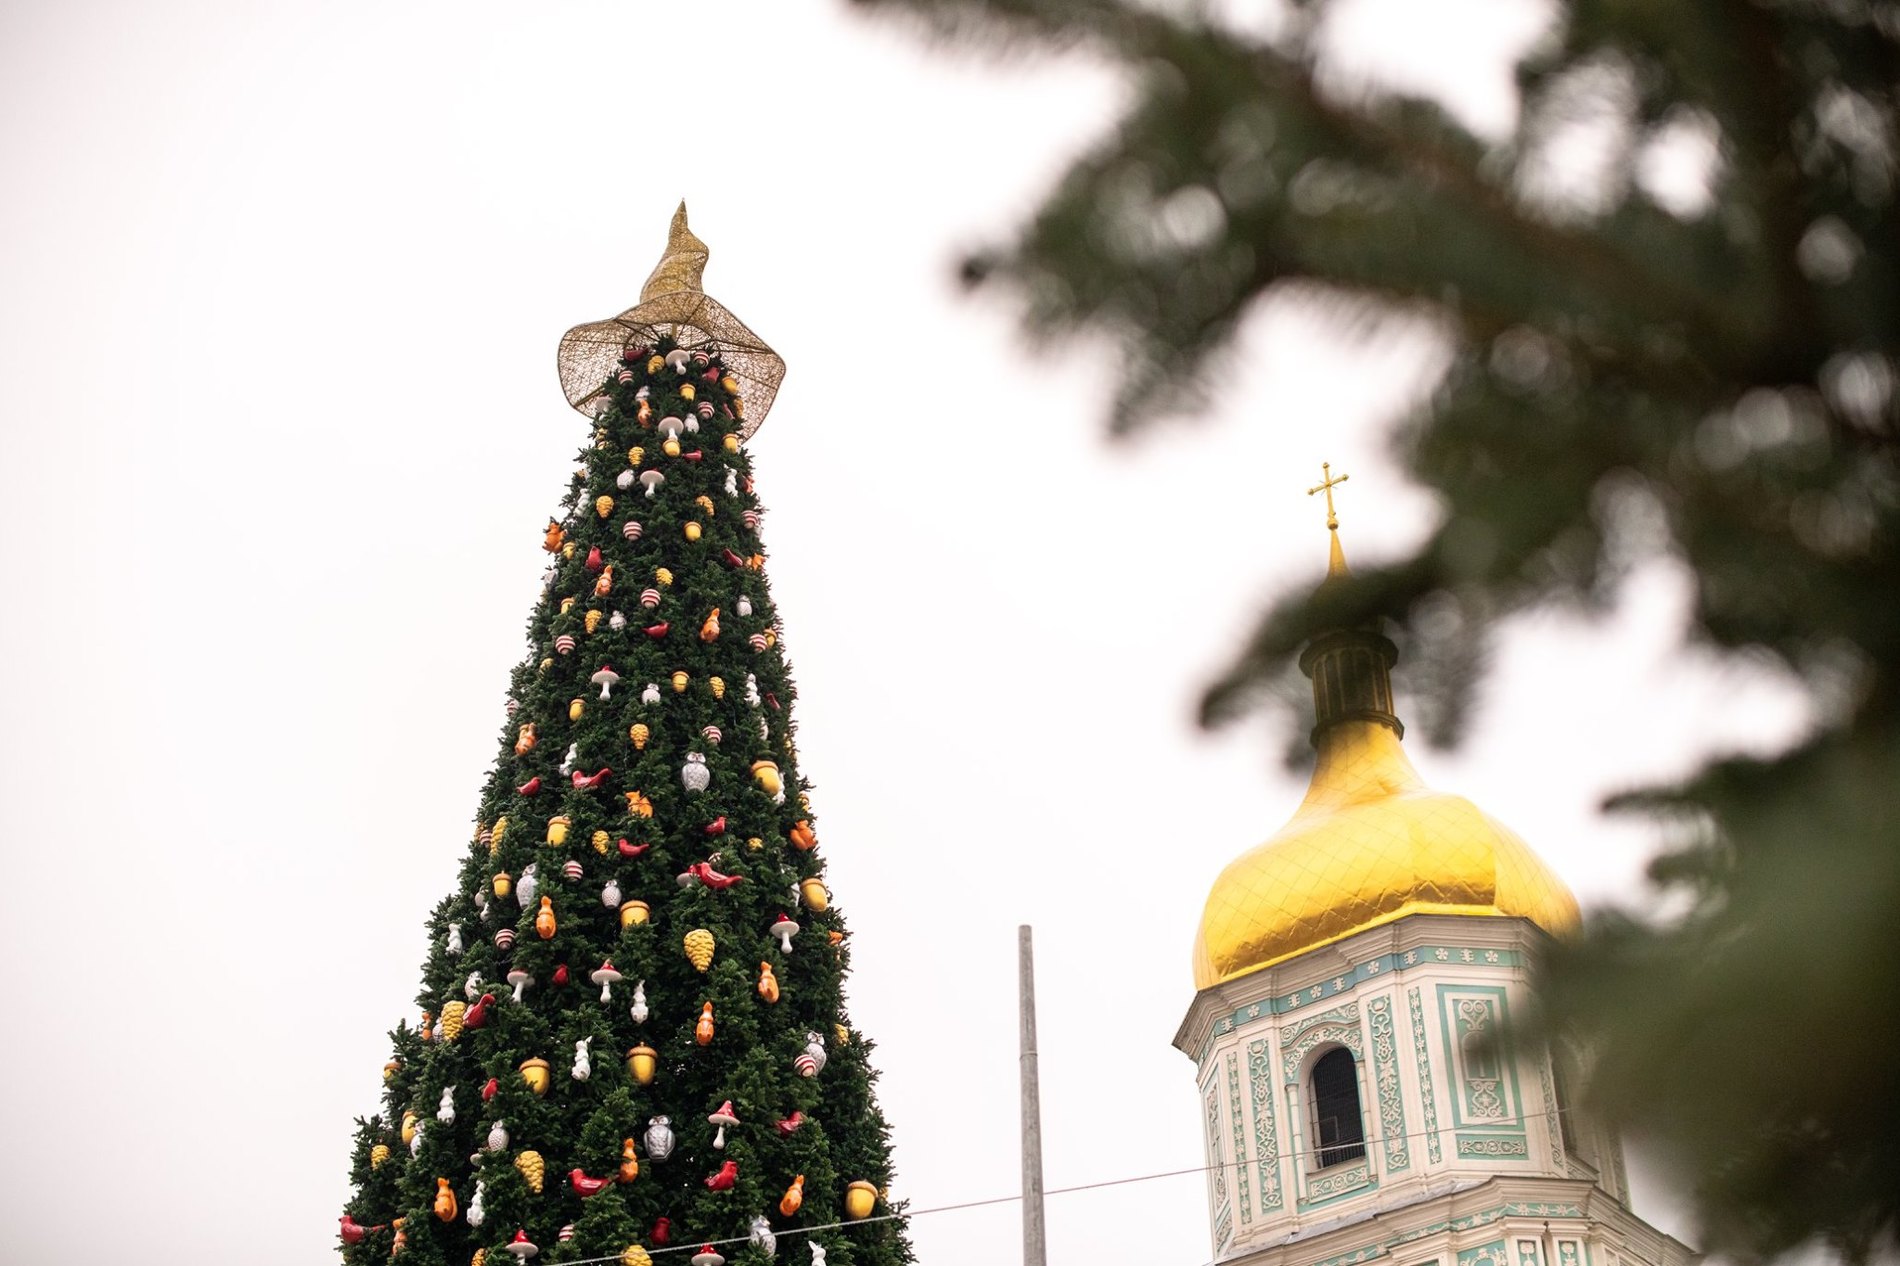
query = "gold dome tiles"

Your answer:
(1193, 721), (1580, 990)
